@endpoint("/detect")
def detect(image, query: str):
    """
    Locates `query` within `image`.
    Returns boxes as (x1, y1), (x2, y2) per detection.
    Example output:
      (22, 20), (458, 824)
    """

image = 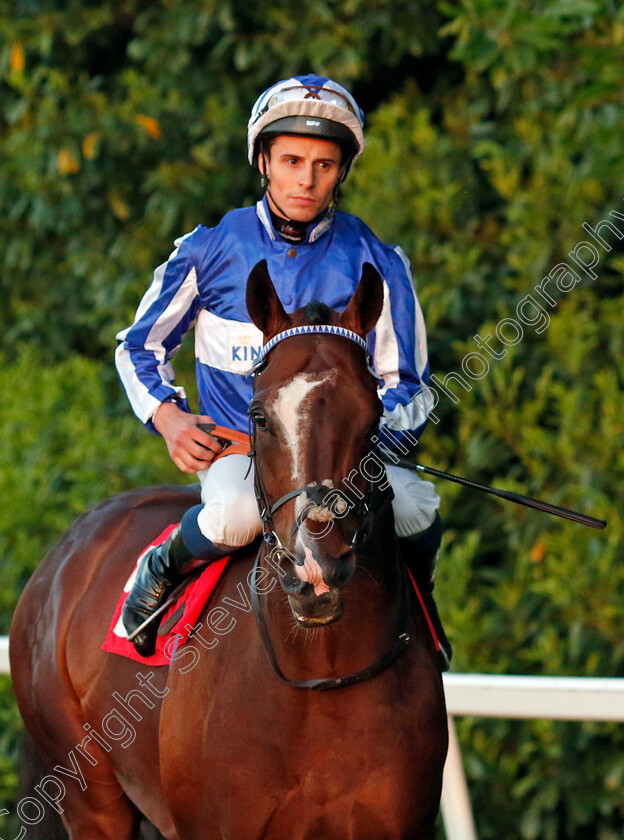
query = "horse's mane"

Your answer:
(304, 300), (334, 325)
